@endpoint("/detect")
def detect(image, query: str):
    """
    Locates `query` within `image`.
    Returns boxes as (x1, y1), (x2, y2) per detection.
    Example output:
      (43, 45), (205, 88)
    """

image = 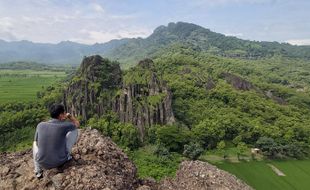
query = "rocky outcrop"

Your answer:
(0, 129), (138, 190)
(205, 77), (216, 90)
(0, 129), (253, 190)
(64, 56), (175, 140)
(64, 55), (122, 121)
(114, 59), (175, 140)
(219, 72), (287, 105)
(159, 161), (252, 190)
(220, 72), (253, 91)
(265, 90), (286, 105)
